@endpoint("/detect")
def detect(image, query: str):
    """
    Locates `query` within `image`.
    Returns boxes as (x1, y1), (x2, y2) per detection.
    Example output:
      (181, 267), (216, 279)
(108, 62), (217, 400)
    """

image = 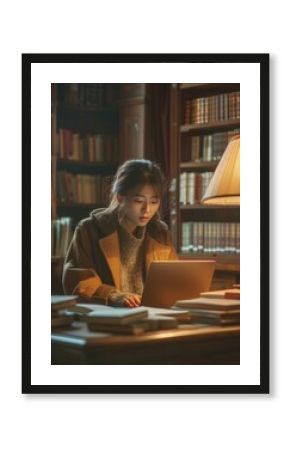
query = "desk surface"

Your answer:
(52, 321), (240, 365)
